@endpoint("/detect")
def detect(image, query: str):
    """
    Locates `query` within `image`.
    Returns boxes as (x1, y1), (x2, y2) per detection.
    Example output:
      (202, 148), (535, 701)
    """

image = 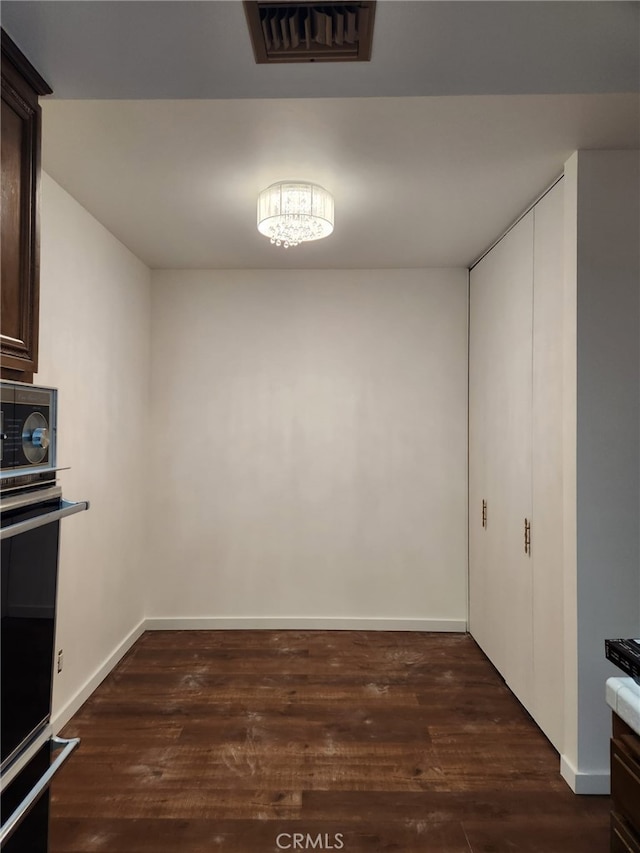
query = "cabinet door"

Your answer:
(1, 37), (50, 382)
(469, 212), (534, 713)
